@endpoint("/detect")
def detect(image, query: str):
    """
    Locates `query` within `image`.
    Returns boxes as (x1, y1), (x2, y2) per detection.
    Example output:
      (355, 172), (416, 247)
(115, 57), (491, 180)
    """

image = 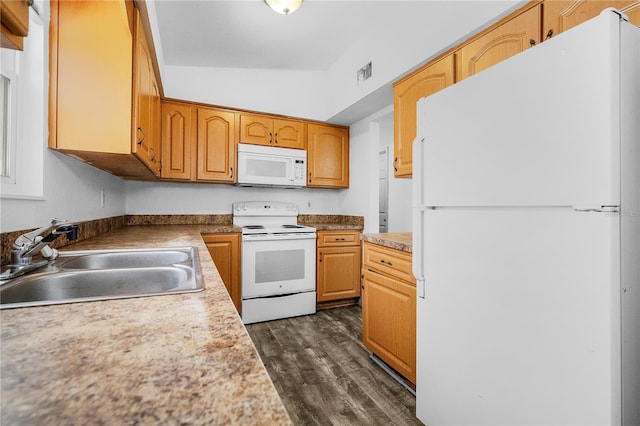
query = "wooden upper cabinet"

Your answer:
(132, 9), (161, 177)
(393, 54), (454, 178)
(307, 123), (349, 188)
(1, 0), (29, 50)
(161, 102), (197, 180)
(543, 0), (640, 37)
(197, 107), (236, 182)
(49, 0), (159, 180)
(456, 4), (542, 81)
(239, 113), (305, 149)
